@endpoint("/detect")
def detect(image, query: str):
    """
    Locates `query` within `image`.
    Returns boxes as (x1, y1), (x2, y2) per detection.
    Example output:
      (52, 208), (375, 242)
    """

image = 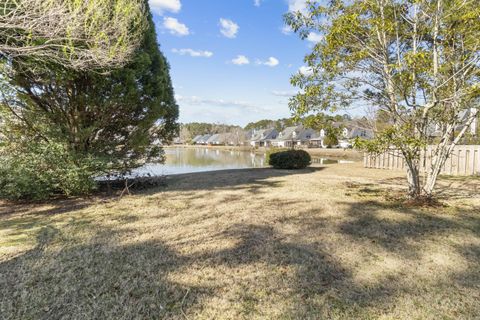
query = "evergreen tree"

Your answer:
(0, 2), (178, 198)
